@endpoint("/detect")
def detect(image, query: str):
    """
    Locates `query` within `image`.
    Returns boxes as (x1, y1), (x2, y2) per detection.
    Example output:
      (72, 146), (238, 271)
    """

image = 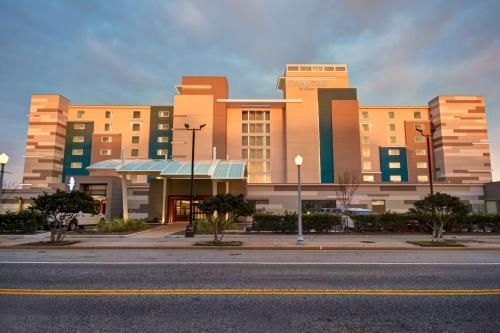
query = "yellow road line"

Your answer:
(1, 288), (500, 296)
